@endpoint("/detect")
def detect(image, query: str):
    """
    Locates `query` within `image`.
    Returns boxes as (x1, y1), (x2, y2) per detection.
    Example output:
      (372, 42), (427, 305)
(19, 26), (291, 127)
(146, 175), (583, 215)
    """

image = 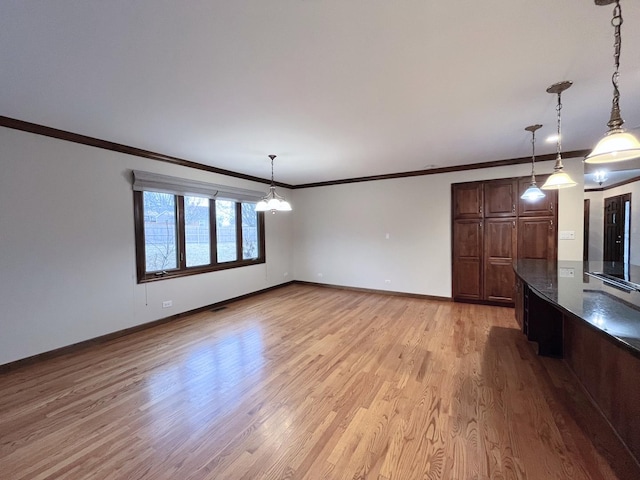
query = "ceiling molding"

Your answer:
(0, 115), (289, 188)
(1, 115), (590, 190)
(292, 150), (591, 189)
